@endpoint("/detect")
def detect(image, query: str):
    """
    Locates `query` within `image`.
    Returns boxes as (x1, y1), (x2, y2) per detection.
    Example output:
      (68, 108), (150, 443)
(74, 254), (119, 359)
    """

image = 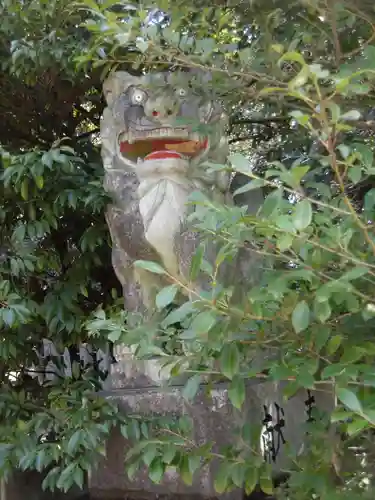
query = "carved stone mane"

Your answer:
(101, 70), (230, 310)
